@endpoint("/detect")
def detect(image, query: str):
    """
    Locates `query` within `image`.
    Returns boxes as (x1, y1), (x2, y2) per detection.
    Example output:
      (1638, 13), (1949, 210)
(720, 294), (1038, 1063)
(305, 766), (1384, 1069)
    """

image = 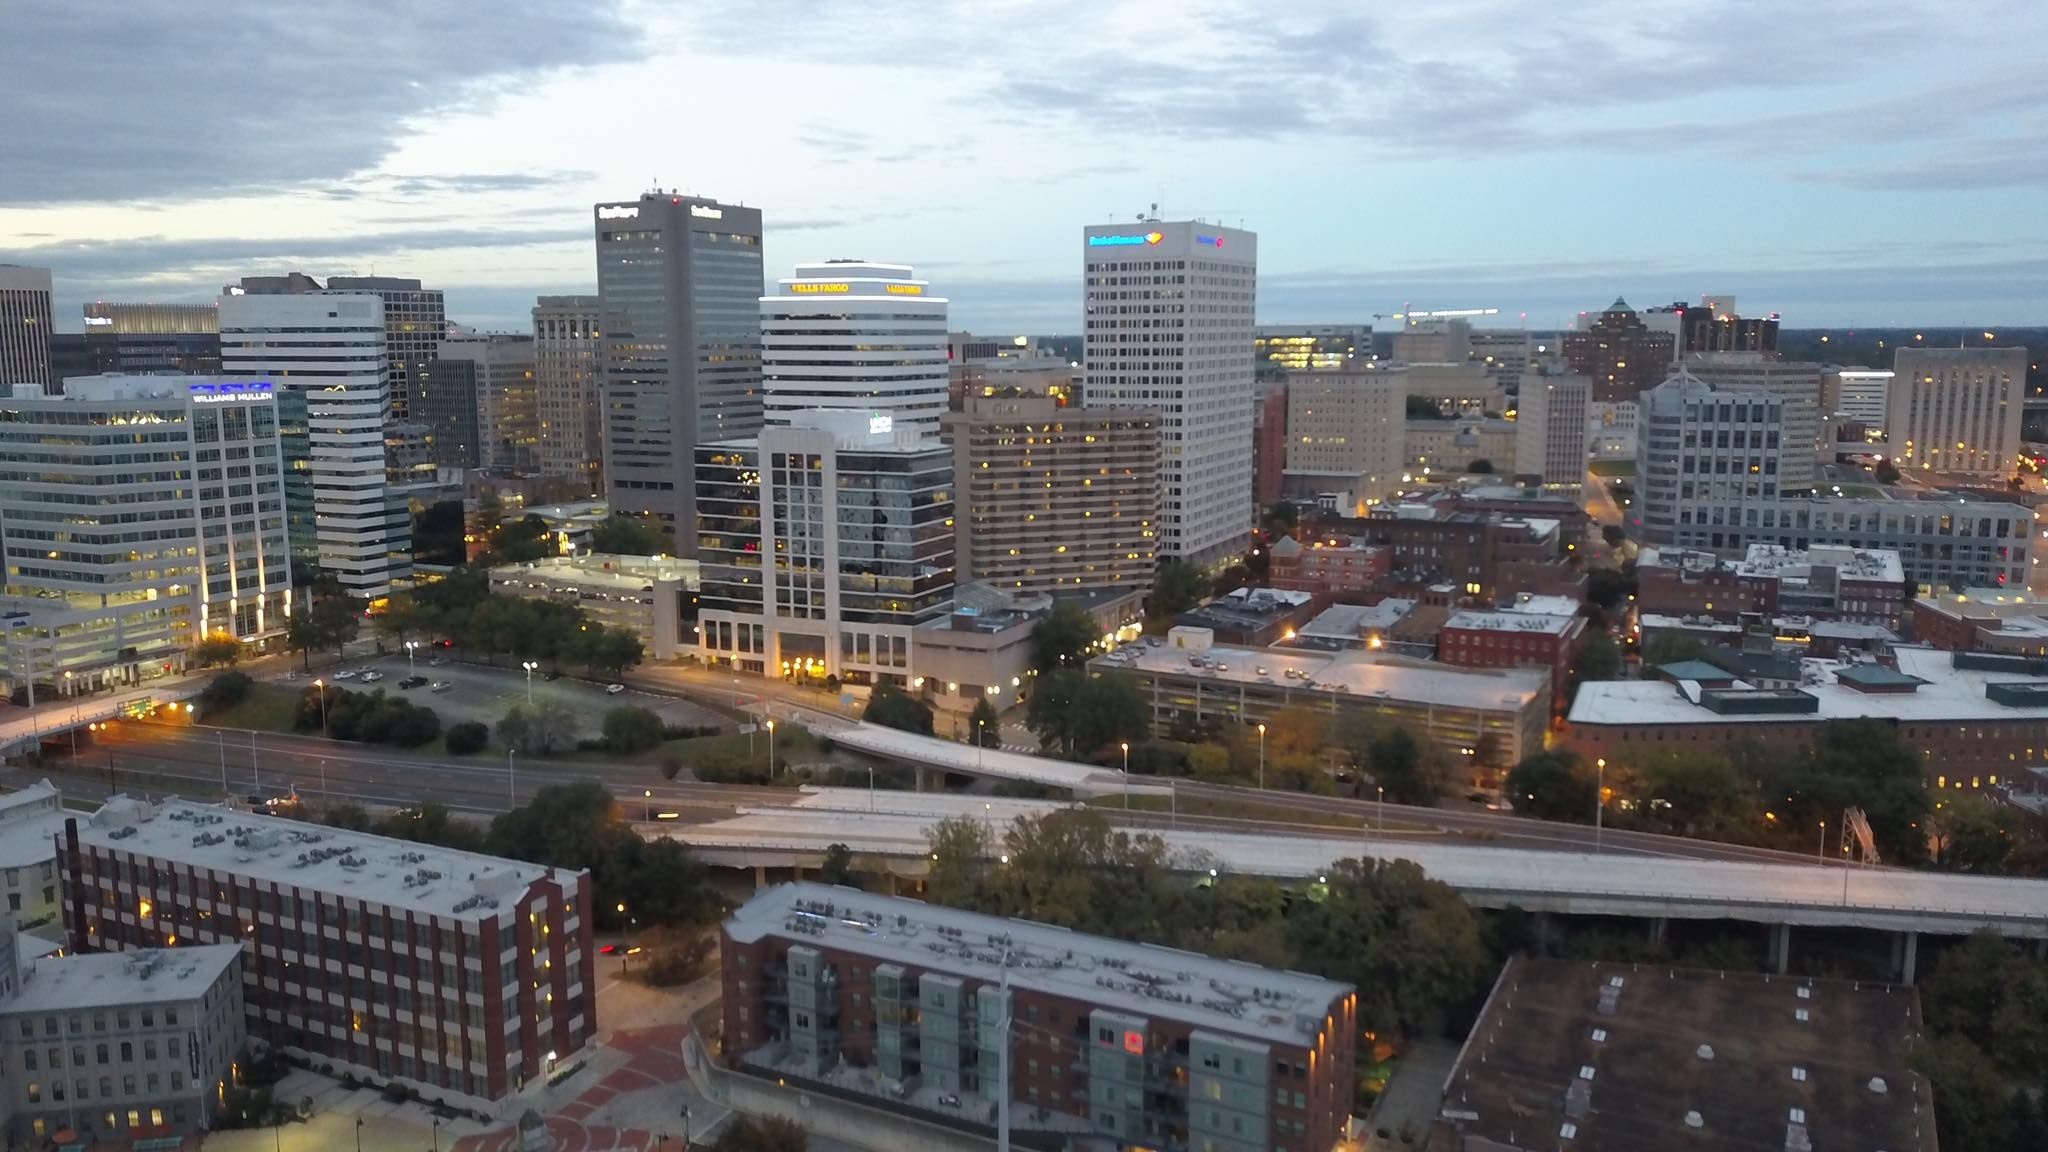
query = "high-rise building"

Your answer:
(761, 262), (948, 434)
(1563, 298), (1678, 403)
(1513, 368), (1590, 487)
(1887, 346), (2028, 475)
(942, 394), (1159, 592)
(324, 276), (445, 423)
(1253, 380), (1288, 507)
(1683, 355), (1824, 493)
(439, 333), (538, 472)
(1083, 219), (1257, 567)
(534, 295), (605, 490)
(1638, 370), (1797, 548)
(403, 355), (480, 468)
(1468, 329), (1531, 394)
(0, 265), (54, 394)
(1281, 365), (1406, 515)
(1392, 318), (1471, 365)
(81, 302), (221, 375)
(1646, 295), (1781, 357)
(1824, 368), (1892, 428)
(0, 376), (291, 692)
(595, 192), (765, 550)
(1253, 324), (1370, 377)
(694, 410), (952, 684)
(219, 293), (412, 598)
